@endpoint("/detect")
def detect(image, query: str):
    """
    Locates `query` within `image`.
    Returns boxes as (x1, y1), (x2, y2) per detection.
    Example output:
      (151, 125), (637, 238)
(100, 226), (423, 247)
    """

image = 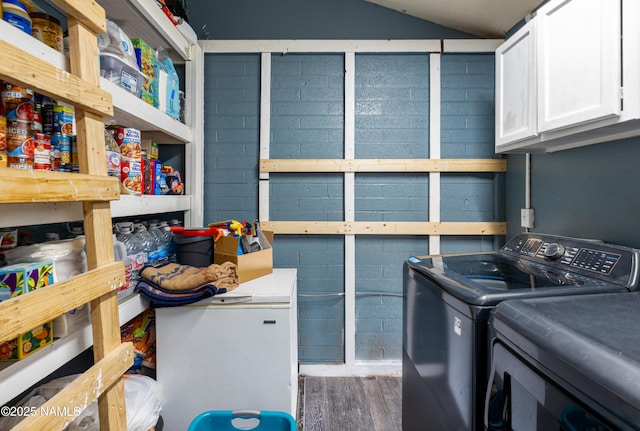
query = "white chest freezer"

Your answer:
(155, 268), (298, 430)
